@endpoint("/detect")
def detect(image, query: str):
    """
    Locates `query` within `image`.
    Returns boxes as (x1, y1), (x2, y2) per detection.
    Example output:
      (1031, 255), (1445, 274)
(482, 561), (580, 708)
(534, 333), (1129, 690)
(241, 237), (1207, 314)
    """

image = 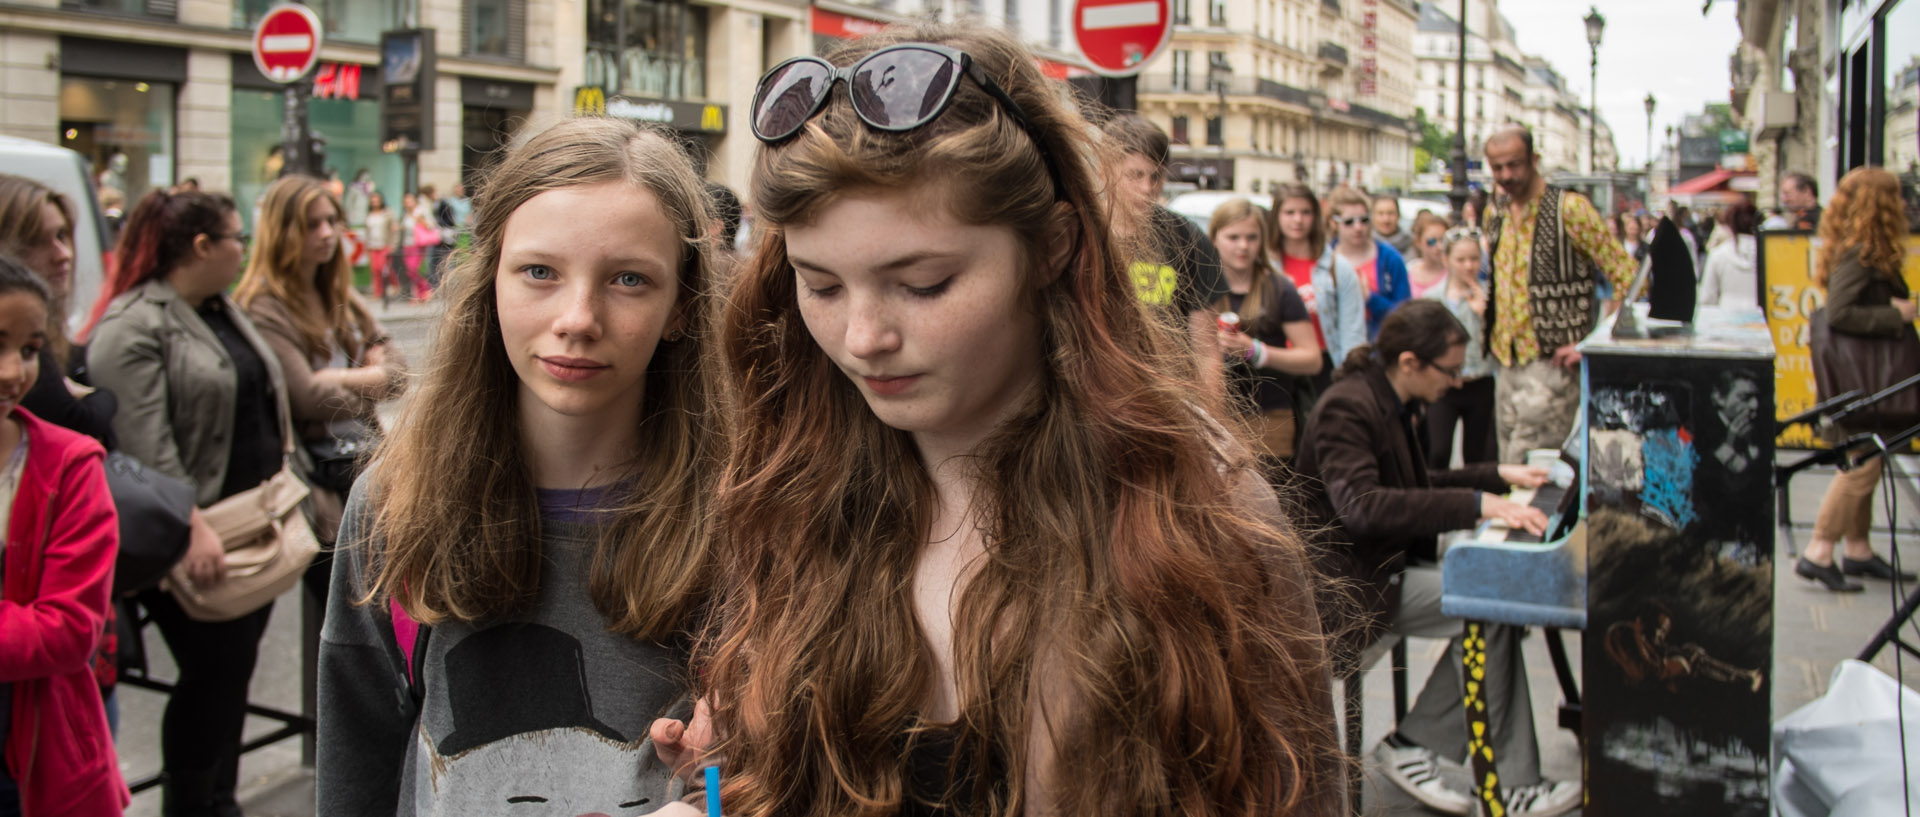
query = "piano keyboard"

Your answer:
(1475, 483), (1568, 544)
